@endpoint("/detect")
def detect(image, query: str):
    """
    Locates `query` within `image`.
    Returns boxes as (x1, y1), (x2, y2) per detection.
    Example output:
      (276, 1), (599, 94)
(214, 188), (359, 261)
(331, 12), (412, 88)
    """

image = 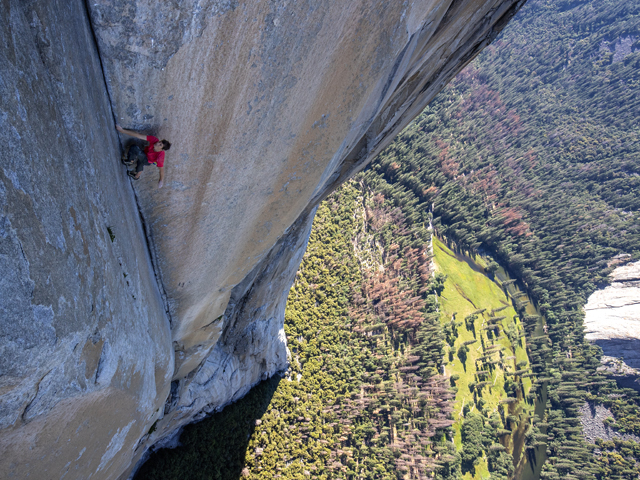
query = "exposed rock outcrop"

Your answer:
(579, 402), (640, 444)
(584, 260), (640, 392)
(1, 1), (525, 479)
